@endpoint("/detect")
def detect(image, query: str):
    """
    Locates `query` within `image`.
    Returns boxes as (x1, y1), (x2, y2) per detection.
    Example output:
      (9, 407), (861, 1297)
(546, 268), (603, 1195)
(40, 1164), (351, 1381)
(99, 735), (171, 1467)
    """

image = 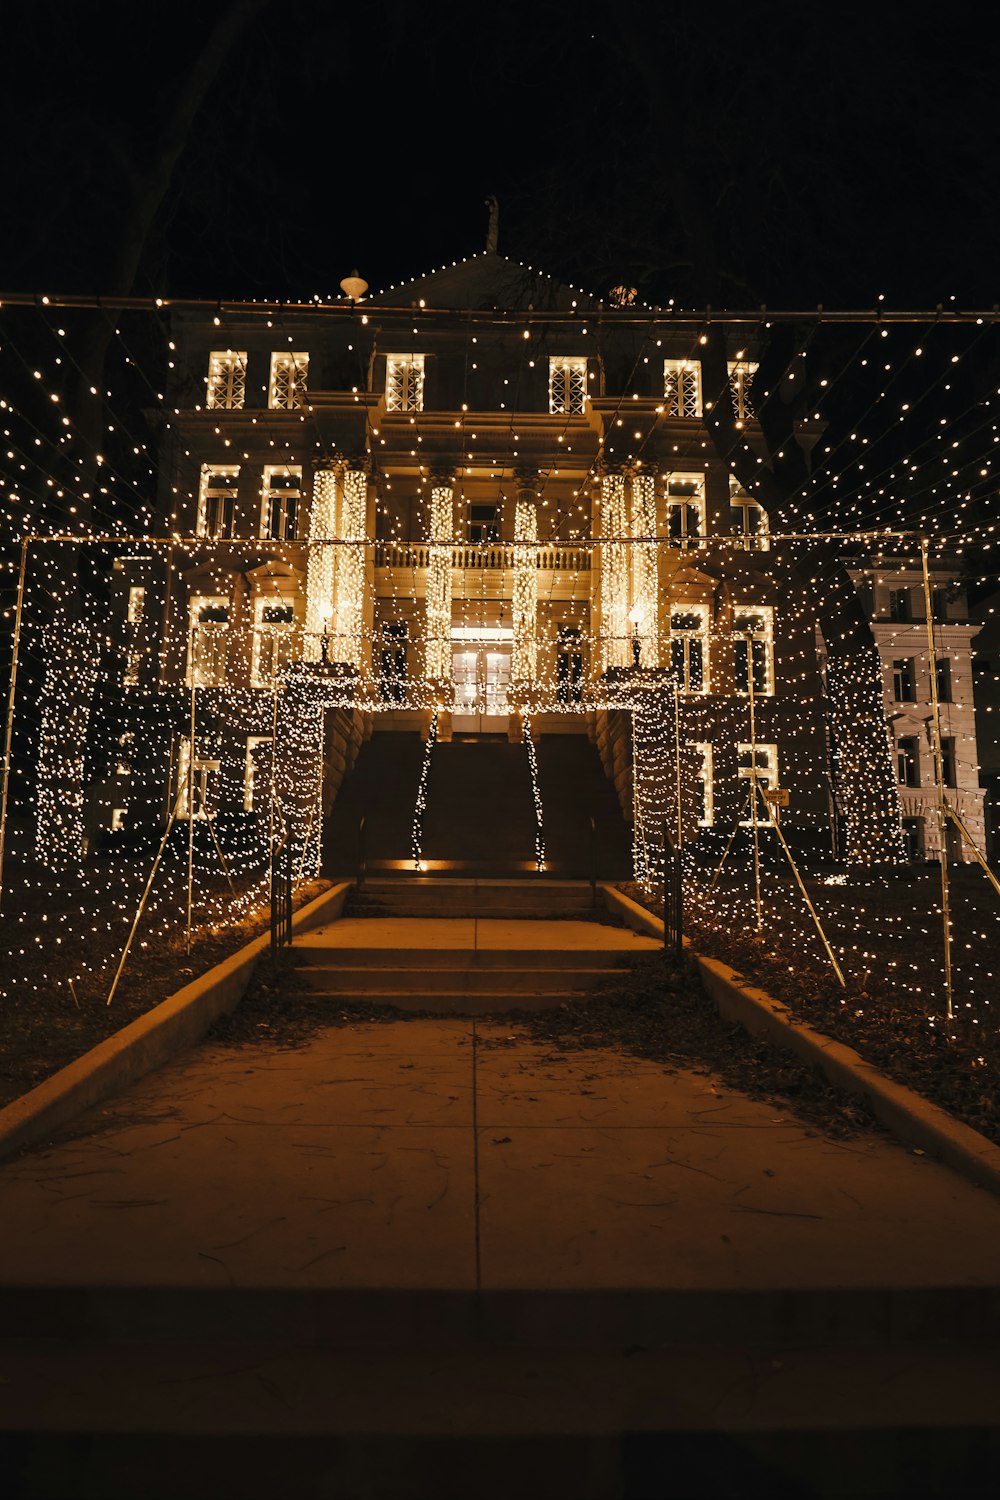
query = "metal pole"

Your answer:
(756, 781), (846, 987)
(745, 633), (763, 934)
(185, 630), (196, 956)
(0, 537), (29, 912)
(106, 789), (185, 1007)
(268, 684), (278, 900)
(673, 679), (683, 850)
(920, 537), (954, 1021)
(707, 784), (754, 893)
(945, 804), (1000, 900)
